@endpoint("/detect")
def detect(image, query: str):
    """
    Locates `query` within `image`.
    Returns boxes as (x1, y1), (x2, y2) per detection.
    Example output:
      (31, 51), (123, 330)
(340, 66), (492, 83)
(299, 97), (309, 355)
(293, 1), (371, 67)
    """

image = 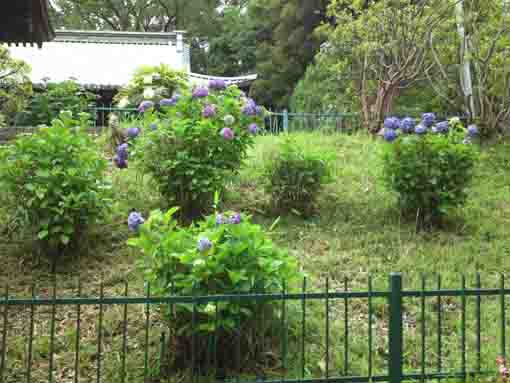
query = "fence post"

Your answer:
(389, 273), (403, 383)
(283, 109), (289, 133)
